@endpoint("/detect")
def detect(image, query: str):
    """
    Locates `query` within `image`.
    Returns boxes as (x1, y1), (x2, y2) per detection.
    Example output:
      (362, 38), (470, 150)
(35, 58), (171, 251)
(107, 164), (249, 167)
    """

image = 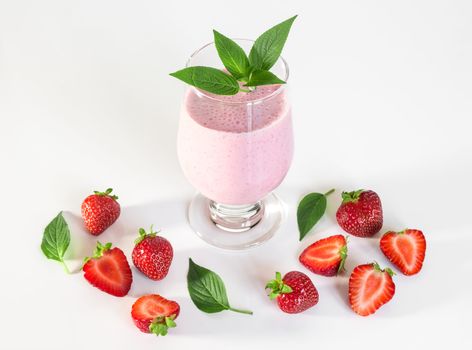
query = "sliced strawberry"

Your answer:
(299, 235), (348, 276)
(380, 229), (426, 275)
(82, 242), (132, 297)
(349, 262), (395, 316)
(131, 294), (180, 336)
